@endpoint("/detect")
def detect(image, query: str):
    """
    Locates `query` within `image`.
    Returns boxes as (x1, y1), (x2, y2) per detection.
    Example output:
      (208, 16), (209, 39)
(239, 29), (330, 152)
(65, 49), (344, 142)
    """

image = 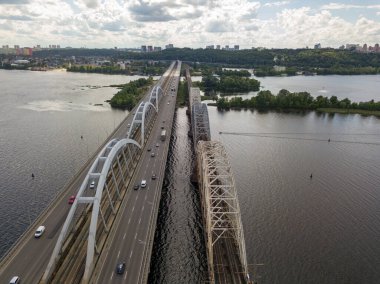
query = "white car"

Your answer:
(141, 180), (147, 188)
(9, 276), (20, 284)
(35, 225), (45, 238)
(90, 180), (95, 189)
